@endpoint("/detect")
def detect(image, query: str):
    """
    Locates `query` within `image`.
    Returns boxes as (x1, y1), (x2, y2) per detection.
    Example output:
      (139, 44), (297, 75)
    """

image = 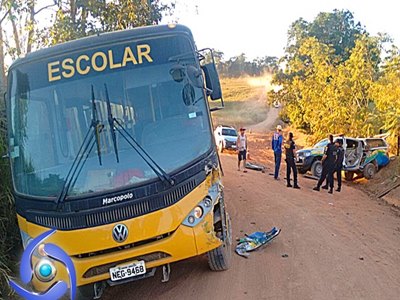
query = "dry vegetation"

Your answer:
(210, 76), (273, 129)
(0, 105), (20, 298)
